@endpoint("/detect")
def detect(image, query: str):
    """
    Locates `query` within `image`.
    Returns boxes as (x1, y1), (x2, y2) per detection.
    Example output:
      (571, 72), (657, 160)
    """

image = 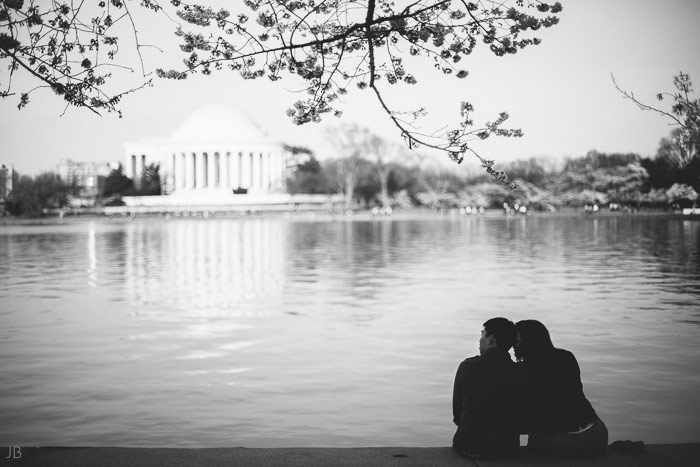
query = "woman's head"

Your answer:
(514, 319), (555, 361)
